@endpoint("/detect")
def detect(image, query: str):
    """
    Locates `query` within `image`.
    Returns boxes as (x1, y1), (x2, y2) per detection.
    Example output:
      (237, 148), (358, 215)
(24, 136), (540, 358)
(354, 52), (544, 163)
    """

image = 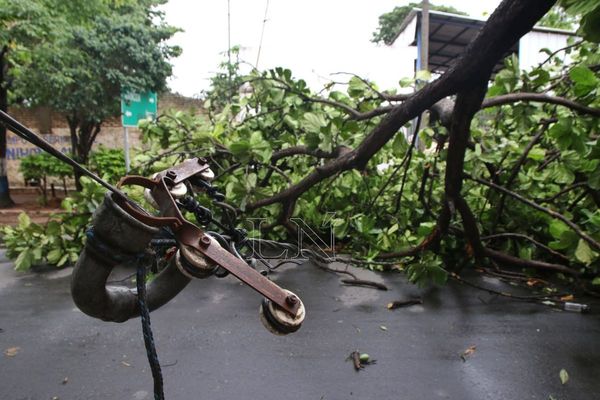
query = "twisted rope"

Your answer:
(136, 260), (165, 400)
